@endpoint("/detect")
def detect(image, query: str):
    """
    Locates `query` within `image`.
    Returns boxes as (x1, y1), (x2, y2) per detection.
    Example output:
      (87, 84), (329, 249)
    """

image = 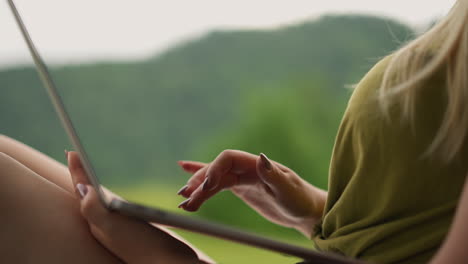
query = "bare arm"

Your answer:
(430, 174), (468, 264)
